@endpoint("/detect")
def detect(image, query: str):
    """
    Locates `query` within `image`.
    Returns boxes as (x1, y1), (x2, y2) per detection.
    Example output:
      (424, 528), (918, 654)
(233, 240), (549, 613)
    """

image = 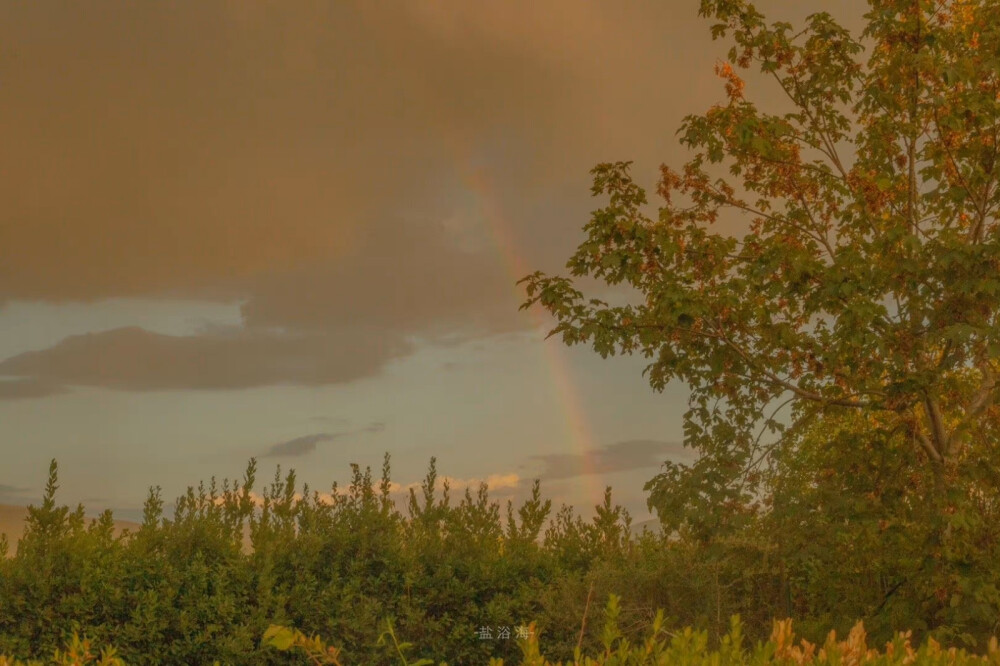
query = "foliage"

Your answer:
(0, 632), (123, 666)
(0, 458), (646, 664)
(518, 0), (1000, 650)
(9, 602), (1000, 666)
(264, 596), (1000, 666)
(519, 0), (1000, 523)
(1, 445), (999, 662)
